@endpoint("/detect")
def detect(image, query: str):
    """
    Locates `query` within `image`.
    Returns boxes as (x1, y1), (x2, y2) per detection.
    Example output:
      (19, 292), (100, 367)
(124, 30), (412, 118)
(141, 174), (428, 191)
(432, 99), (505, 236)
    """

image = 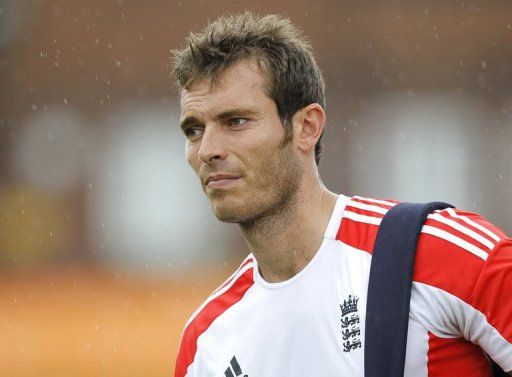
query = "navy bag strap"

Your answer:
(364, 201), (453, 377)
(364, 201), (508, 377)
